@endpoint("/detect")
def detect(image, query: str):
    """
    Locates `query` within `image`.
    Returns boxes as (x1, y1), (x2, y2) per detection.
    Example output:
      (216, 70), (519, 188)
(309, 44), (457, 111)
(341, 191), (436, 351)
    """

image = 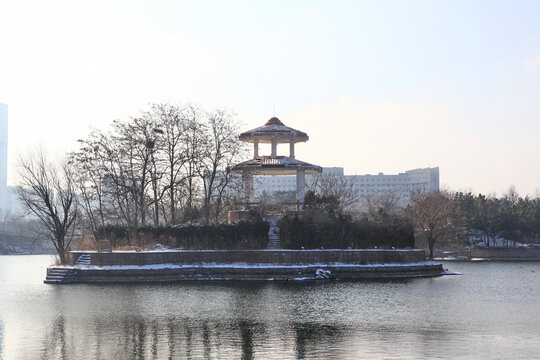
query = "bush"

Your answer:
(97, 220), (269, 250)
(278, 211), (414, 250)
